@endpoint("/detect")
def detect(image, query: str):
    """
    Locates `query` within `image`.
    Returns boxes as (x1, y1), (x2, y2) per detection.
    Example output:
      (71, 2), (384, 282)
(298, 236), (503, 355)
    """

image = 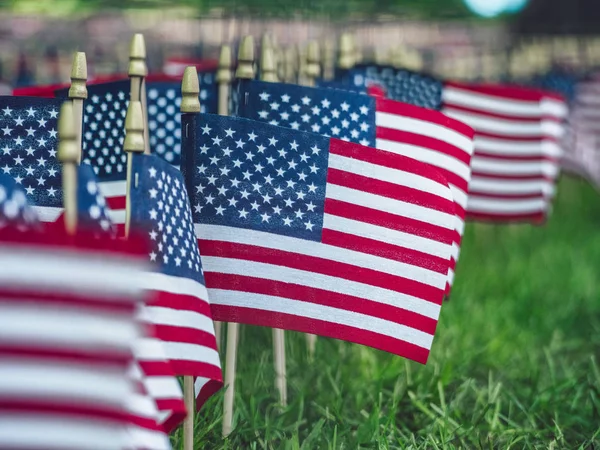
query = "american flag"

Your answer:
(130, 152), (222, 407)
(0, 172), (41, 231)
(75, 163), (187, 431)
(0, 97), (63, 223)
(0, 227), (156, 450)
(234, 80), (474, 292)
(442, 82), (566, 222)
(181, 114), (456, 364)
(57, 75), (217, 170)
